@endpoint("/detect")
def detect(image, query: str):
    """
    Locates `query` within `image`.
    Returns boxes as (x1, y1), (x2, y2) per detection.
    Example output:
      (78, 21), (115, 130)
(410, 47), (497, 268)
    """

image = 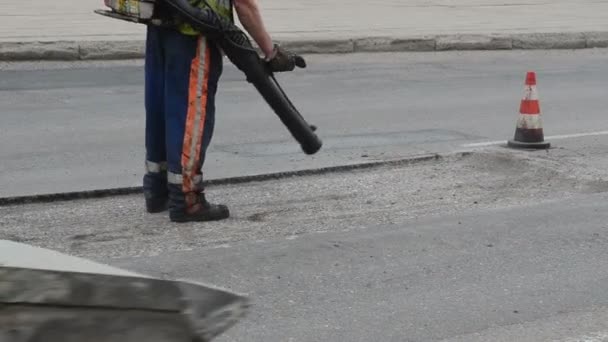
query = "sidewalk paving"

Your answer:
(1, 0), (608, 60)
